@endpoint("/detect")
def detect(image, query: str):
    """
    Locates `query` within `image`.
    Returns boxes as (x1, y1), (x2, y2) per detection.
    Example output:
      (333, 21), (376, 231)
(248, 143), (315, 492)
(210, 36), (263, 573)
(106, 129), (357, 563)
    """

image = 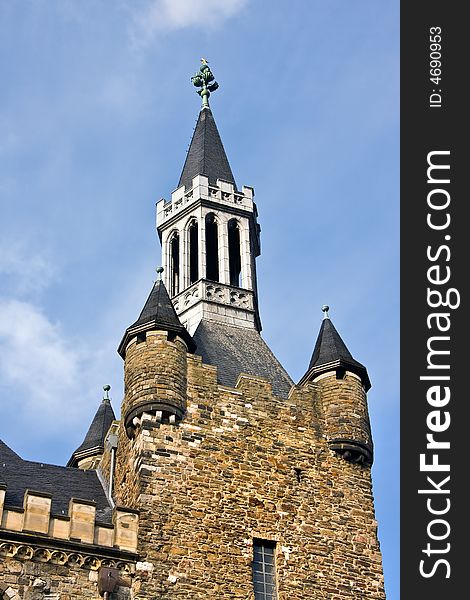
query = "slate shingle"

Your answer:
(305, 317), (370, 390)
(193, 320), (293, 399)
(118, 279), (196, 357)
(67, 399), (115, 467)
(178, 107), (237, 191)
(0, 440), (112, 523)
